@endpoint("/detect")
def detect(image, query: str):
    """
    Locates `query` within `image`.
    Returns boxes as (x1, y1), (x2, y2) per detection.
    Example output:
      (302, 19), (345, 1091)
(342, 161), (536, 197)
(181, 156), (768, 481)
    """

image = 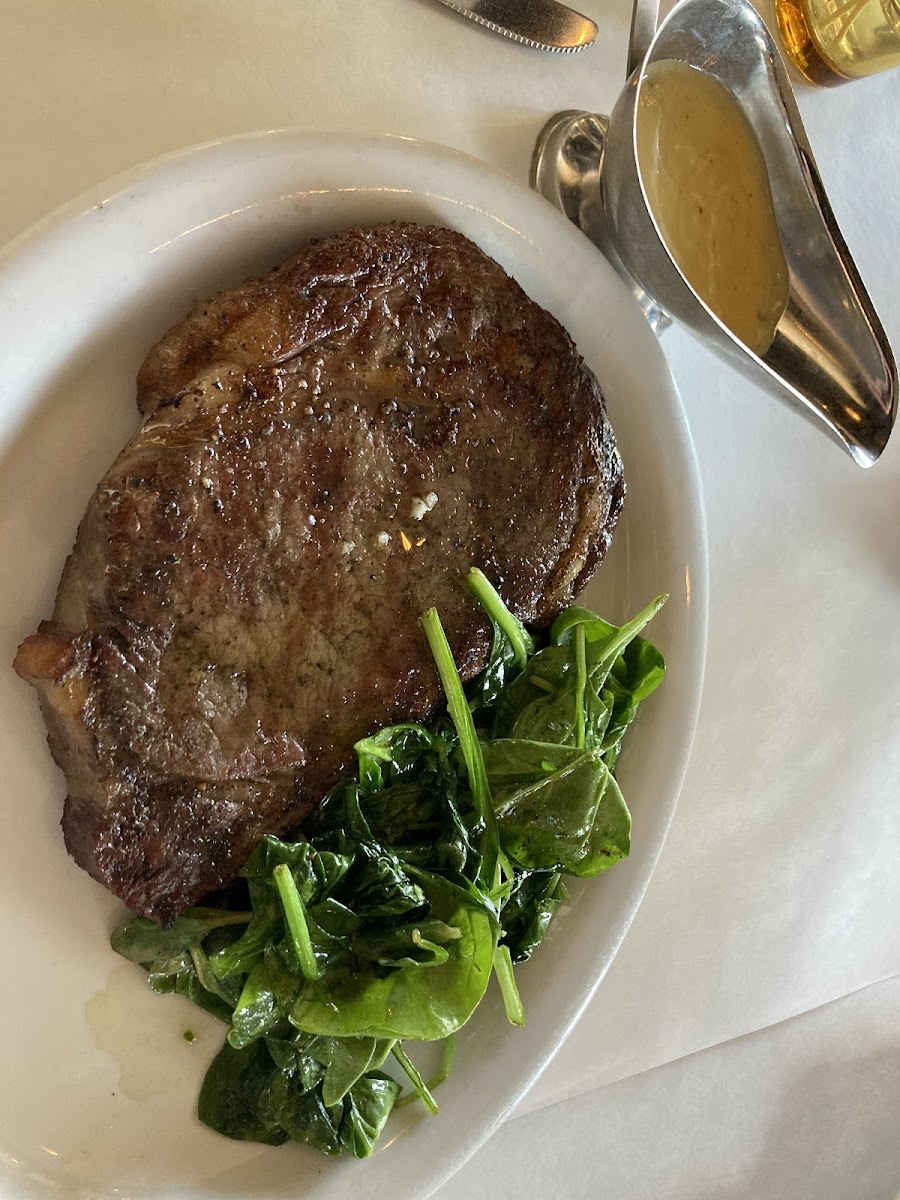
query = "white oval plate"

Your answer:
(0, 131), (707, 1200)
